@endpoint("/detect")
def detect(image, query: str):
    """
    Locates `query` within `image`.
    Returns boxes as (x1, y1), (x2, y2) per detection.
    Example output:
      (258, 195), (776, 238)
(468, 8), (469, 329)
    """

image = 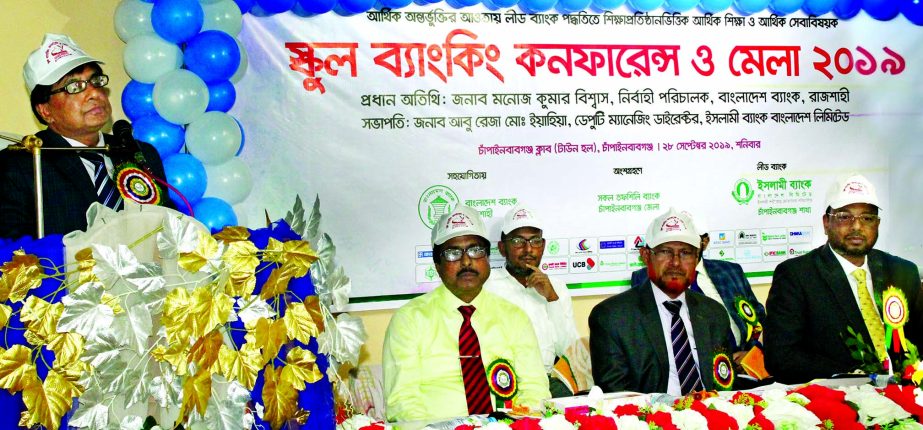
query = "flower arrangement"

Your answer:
(0, 196), (364, 430)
